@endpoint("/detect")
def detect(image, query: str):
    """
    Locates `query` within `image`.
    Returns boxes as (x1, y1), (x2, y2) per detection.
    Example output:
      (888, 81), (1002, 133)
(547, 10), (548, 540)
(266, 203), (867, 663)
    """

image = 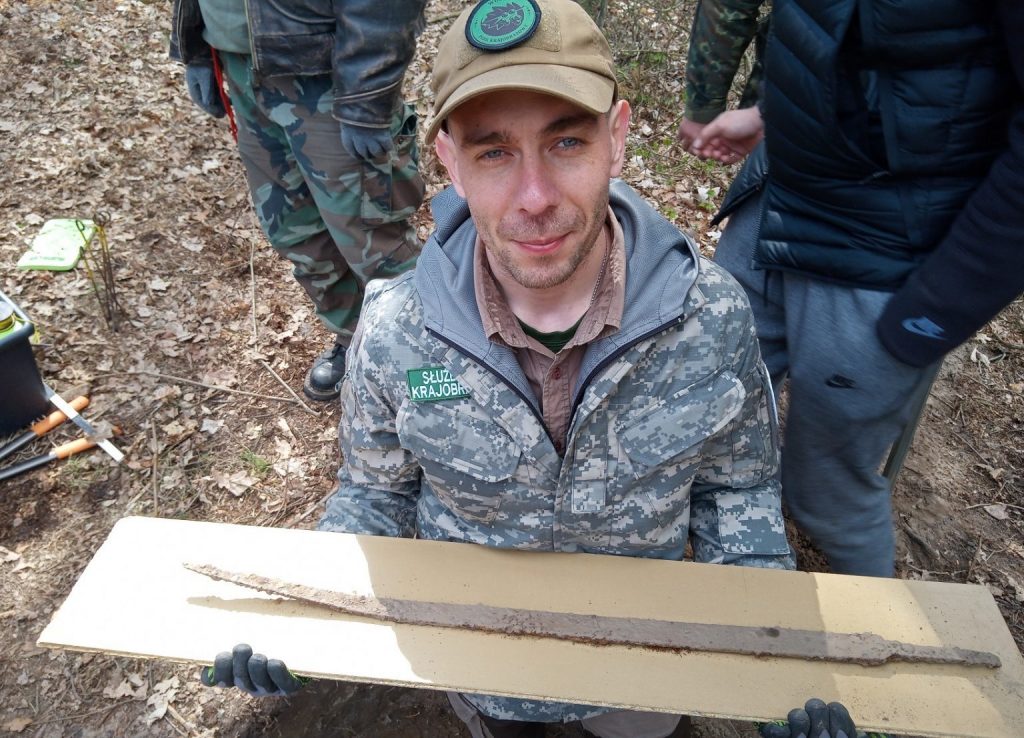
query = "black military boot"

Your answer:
(303, 340), (347, 401)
